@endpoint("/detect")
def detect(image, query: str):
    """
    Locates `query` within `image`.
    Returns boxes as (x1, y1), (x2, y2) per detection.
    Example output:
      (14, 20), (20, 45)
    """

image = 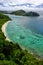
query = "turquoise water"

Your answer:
(6, 14), (43, 58)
